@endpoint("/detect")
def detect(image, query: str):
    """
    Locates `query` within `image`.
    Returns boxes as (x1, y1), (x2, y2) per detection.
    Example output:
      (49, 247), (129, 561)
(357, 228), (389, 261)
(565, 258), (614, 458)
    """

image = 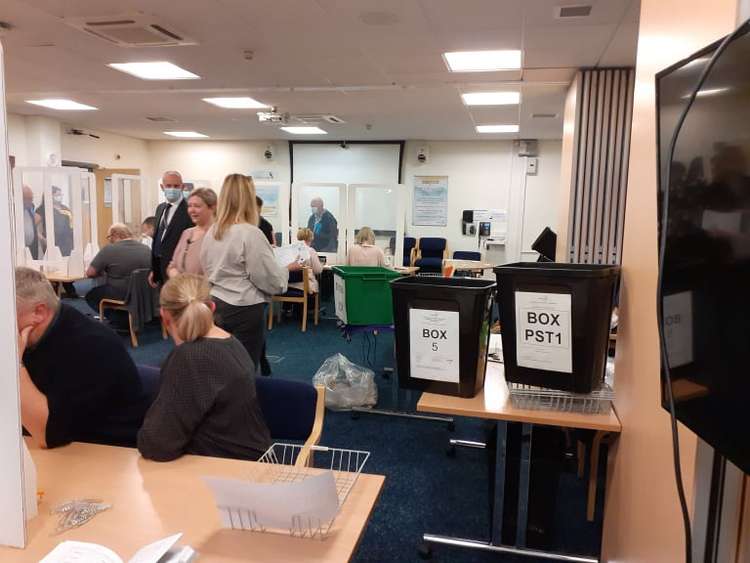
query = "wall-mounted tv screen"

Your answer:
(656, 25), (750, 473)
